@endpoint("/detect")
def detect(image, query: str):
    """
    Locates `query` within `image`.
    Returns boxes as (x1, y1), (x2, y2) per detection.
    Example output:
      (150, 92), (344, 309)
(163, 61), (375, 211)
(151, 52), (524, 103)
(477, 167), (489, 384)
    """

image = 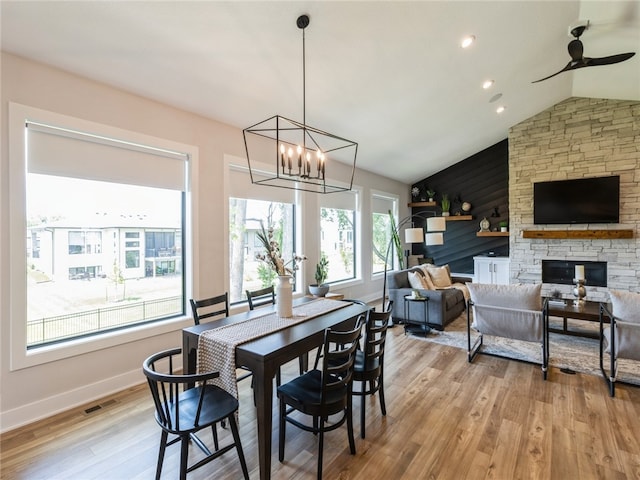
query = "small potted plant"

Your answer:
(499, 220), (508, 232)
(441, 193), (450, 216)
(426, 188), (436, 202)
(308, 254), (330, 297)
